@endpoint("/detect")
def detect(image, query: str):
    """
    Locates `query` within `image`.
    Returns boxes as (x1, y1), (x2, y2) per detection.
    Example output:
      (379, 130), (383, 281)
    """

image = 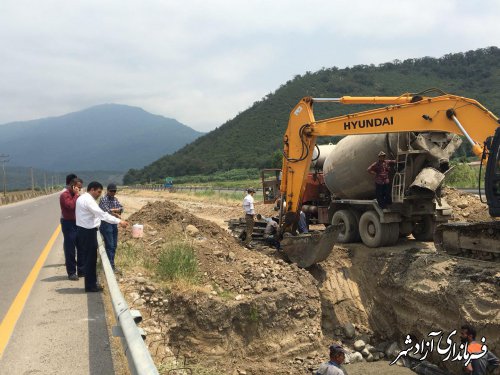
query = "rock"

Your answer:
(354, 340), (366, 351)
(228, 251), (236, 261)
(235, 294), (244, 301)
(135, 277), (147, 284)
(361, 348), (370, 358)
(343, 322), (356, 338)
(348, 352), (363, 363)
(135, 298), (146, 306)
(385, 342), (400, 359)
(462, 212), (470, 218)
(254, 282), (263, 294)
(186, 224), (199, 236)
(365, 344), (376, 353)
(145, 285), (156, 292)
(237, 371), (247, 375)
(373, 352), (380, 361)
(457, 203), (468, 209)
(129, 292), (140, 300)
(366, 353), (374, 362)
